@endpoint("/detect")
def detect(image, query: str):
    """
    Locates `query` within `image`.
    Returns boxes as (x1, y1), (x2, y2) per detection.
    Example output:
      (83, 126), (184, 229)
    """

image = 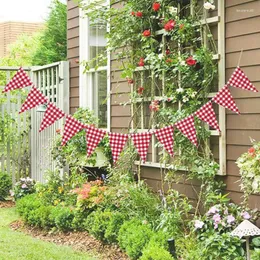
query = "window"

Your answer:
(79, 1), (110, 129)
